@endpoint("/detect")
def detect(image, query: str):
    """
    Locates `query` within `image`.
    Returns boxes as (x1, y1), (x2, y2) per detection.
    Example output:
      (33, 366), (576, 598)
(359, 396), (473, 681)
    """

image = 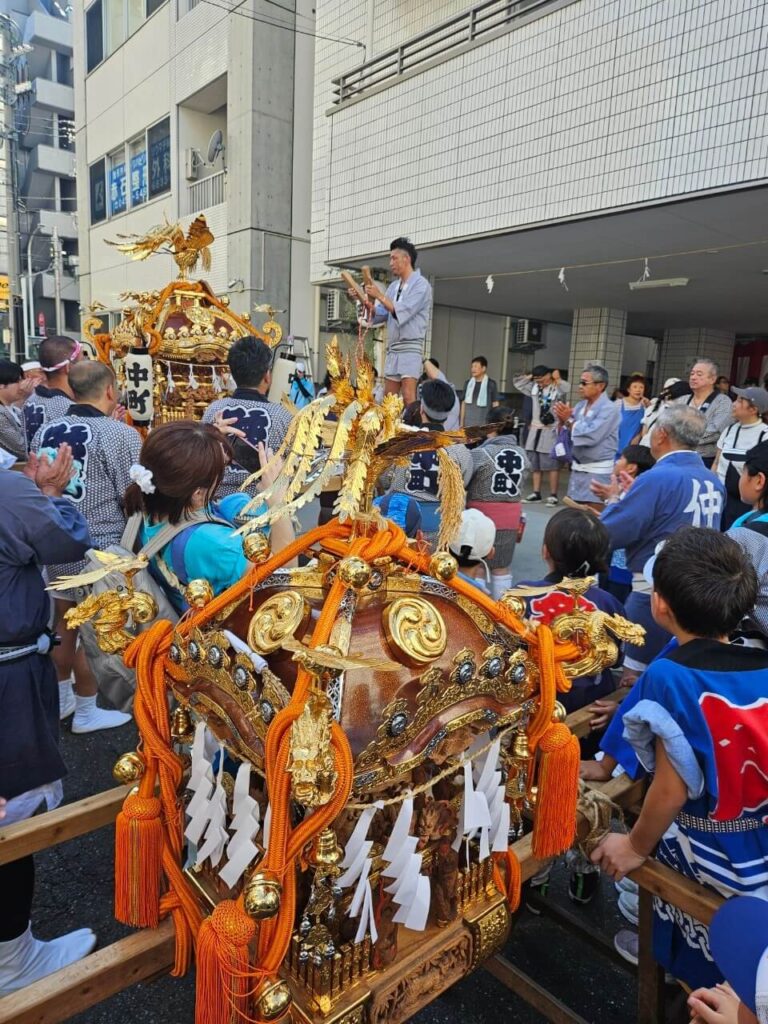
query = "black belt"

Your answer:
(0, 631), (58, 664)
